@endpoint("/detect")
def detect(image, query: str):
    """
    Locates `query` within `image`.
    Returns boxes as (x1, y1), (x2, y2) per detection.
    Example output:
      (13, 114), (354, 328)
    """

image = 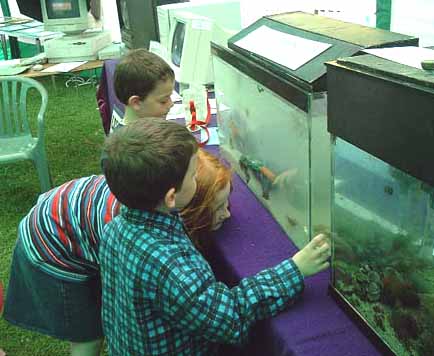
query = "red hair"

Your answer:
(181, 149), (231, 249)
